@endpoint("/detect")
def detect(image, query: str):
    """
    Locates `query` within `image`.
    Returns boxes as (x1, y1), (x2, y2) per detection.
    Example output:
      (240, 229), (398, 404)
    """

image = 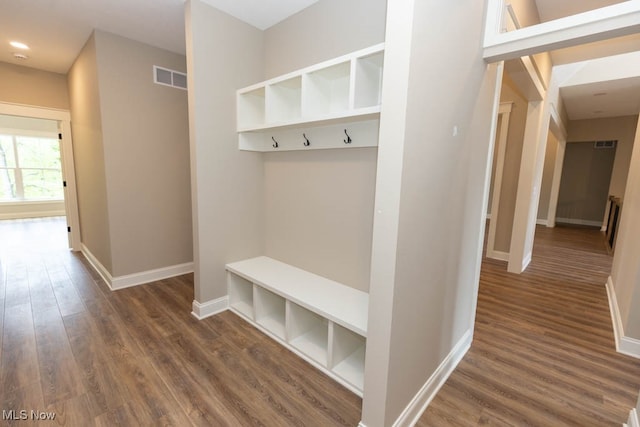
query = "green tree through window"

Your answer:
(0, 134), (63, 201)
